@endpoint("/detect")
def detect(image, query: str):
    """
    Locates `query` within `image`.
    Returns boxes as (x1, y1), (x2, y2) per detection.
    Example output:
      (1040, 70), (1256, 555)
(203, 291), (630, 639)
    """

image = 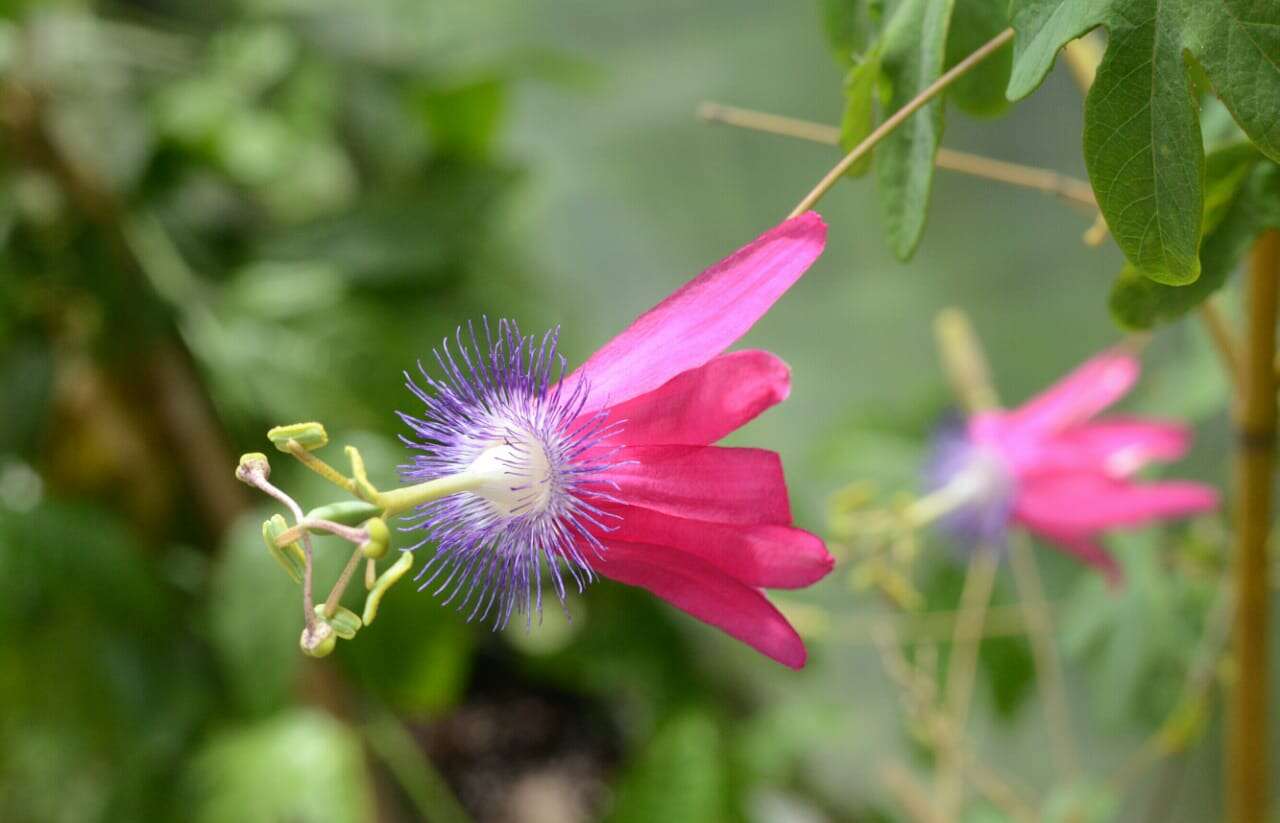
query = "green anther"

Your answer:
(362, 551), (414, 625)
(360, 517), (390, 559)
(262, 514), (306, 584)
(314, 604), (362, 639)
(267, 422), (329, 452)
(306, 500), (382, 527)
